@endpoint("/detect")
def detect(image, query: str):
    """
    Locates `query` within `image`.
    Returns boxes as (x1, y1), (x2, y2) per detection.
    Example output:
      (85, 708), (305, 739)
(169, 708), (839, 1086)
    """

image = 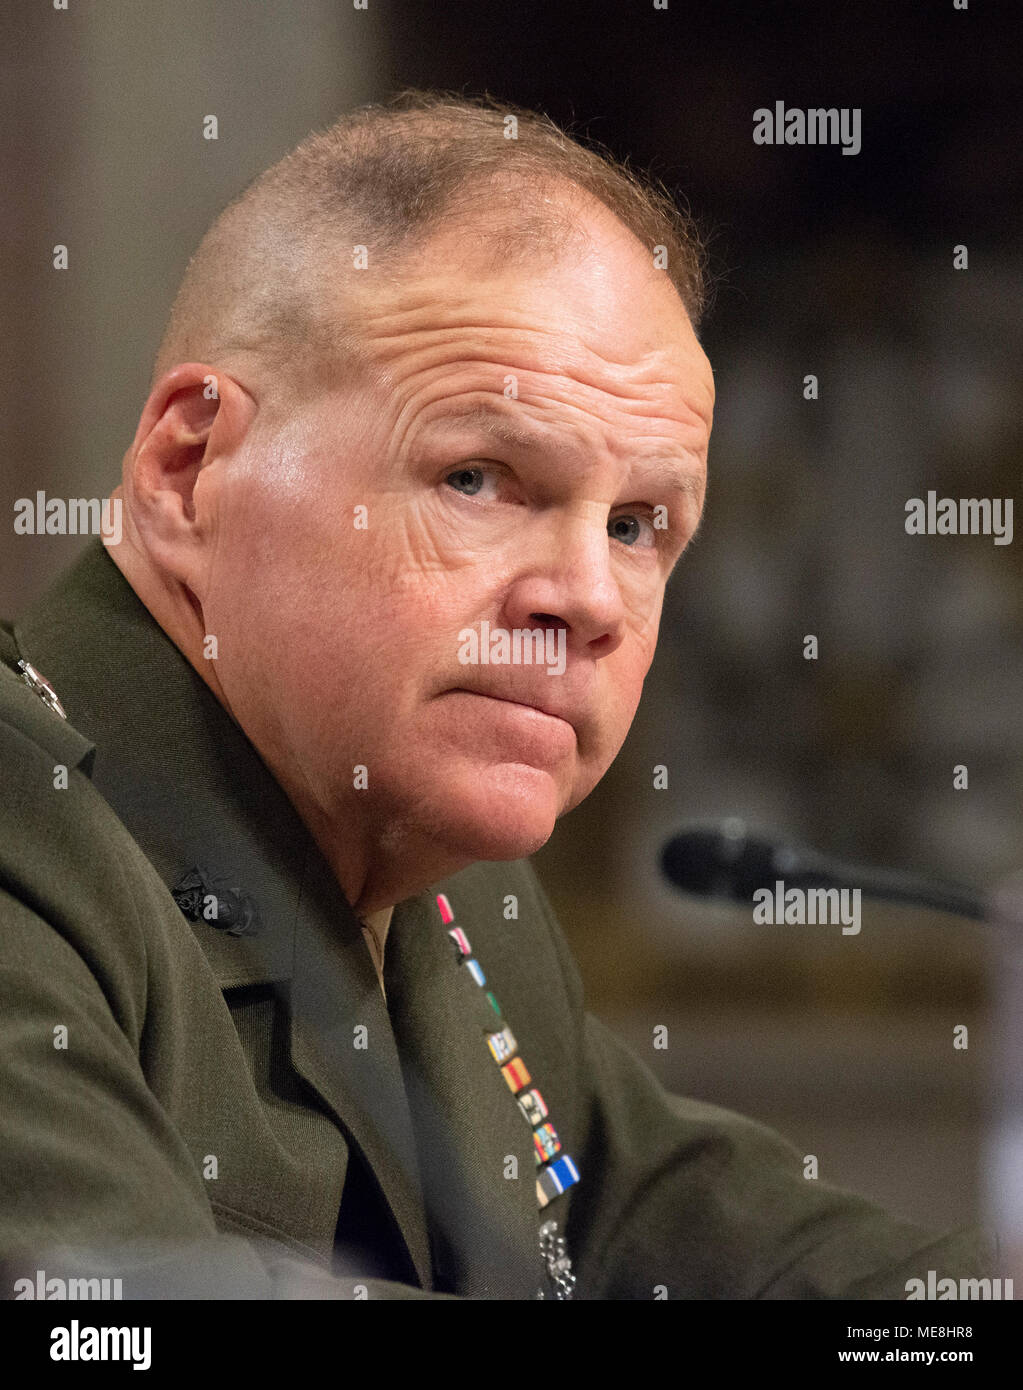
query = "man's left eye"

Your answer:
(608, 513), (655, 548)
